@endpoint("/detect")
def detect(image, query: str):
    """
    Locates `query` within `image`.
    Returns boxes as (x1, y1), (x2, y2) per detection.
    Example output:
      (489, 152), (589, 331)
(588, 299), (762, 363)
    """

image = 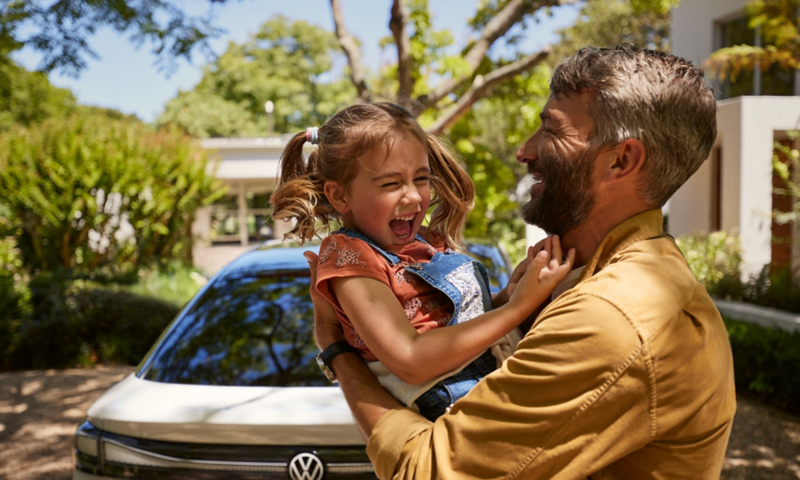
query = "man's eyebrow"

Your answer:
(539, 111), (554, 122)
